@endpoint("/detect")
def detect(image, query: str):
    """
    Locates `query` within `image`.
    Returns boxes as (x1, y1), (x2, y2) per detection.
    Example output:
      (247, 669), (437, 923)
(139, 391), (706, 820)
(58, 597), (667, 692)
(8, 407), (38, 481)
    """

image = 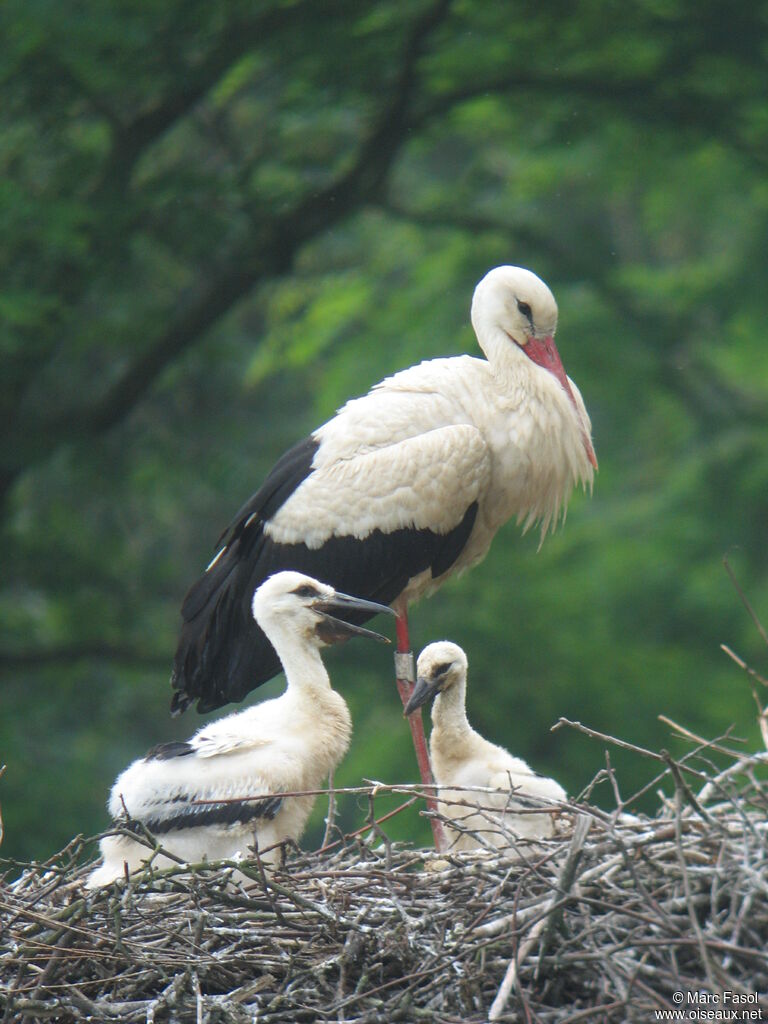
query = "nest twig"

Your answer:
(2, 728), (768, 1024)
